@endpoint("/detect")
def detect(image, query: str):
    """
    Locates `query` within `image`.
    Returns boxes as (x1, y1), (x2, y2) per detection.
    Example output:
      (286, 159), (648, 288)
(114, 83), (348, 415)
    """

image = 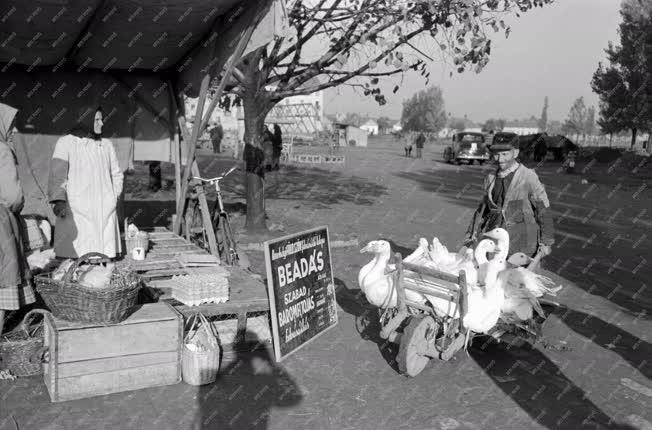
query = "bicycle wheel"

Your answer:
(220, 213), (250, 268)
(182, 201), (207, 250)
